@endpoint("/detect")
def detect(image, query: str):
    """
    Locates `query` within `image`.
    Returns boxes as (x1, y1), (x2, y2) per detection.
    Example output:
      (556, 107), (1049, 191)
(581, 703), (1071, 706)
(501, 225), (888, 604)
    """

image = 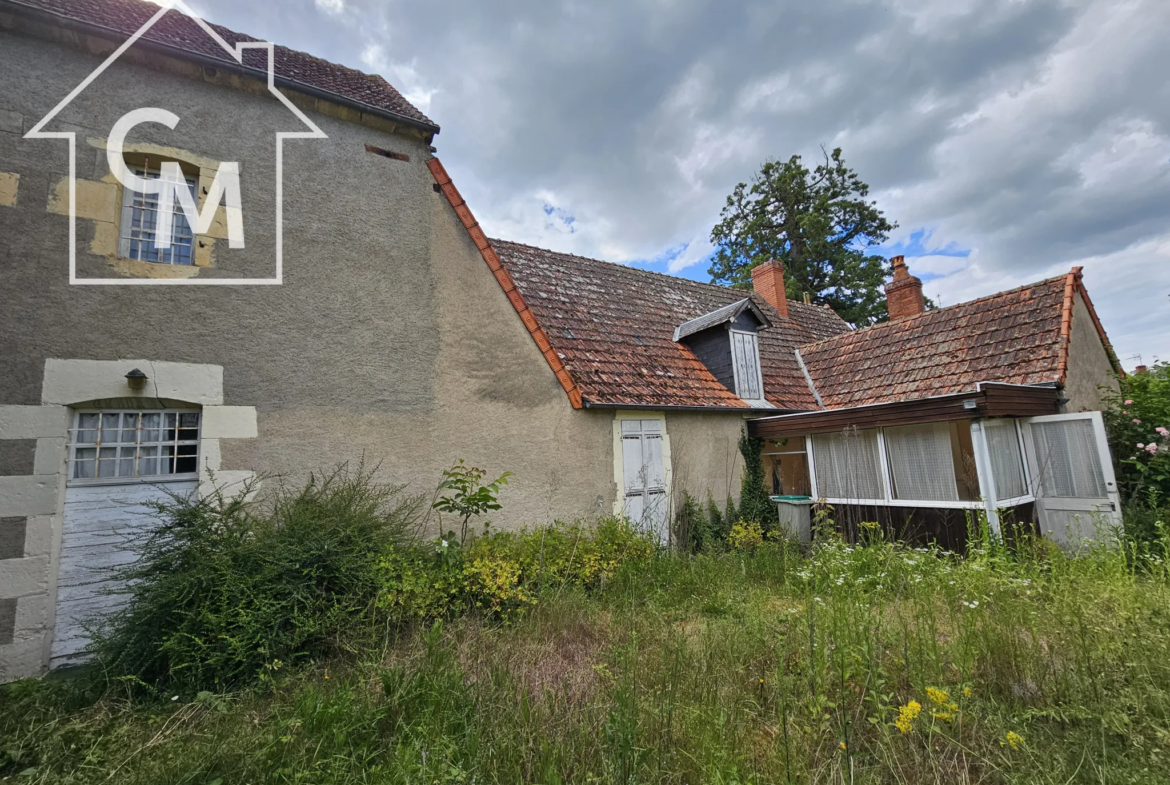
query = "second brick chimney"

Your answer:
(751, 259), (789, 319)
(885, 255), (925, 322)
